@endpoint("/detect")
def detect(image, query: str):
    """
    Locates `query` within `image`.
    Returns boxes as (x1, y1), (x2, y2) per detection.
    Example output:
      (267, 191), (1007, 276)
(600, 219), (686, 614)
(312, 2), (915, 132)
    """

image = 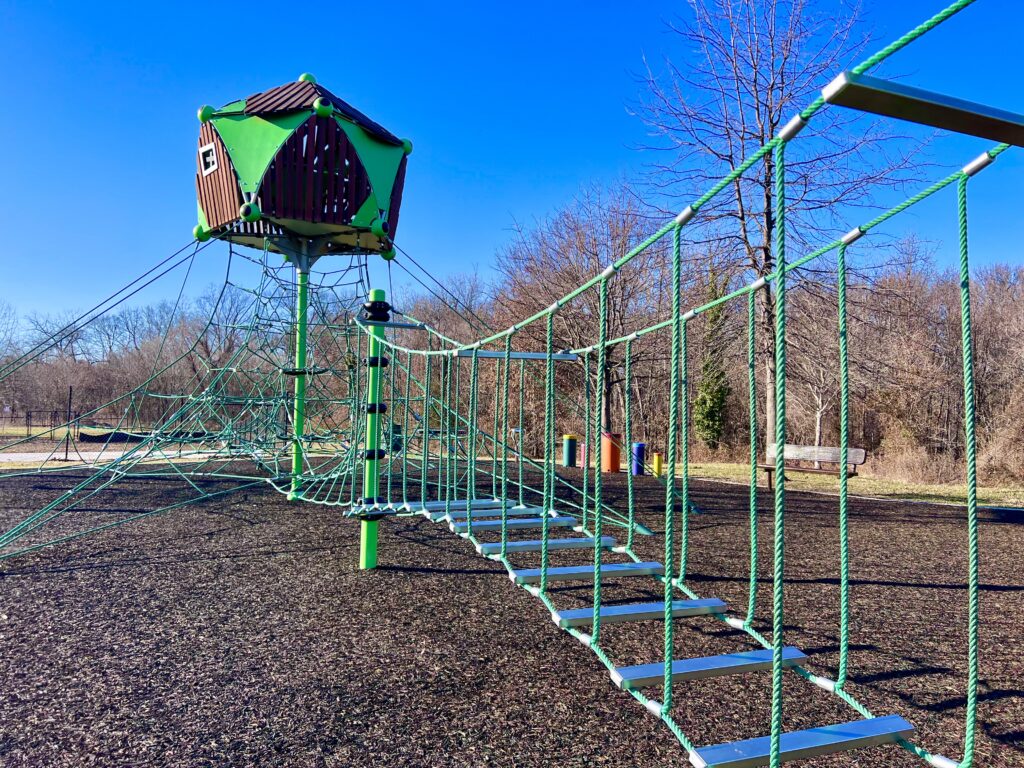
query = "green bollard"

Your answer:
(562, 434), (577, 467)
